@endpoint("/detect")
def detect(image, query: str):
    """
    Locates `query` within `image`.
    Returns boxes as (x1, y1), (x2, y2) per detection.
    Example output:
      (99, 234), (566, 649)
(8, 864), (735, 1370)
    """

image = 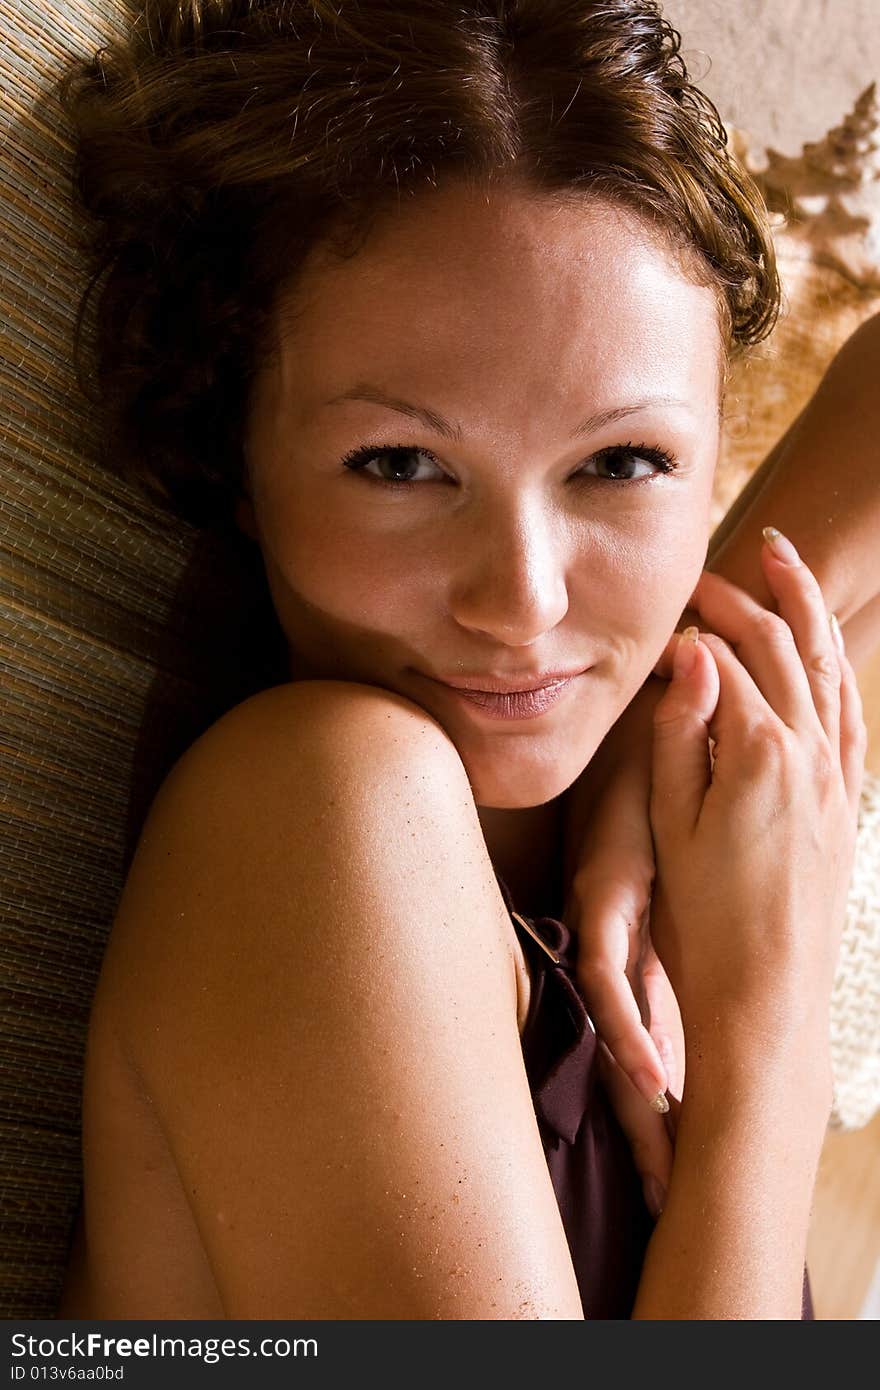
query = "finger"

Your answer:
(641, 943), (686, 1100)
(622, 907), (651, 1015)
(596, 1042), (674, 1217)
(759, 529), (841, 748)
(651, 629), (720, 836)
(567, 743), (667, 1108)
(573, 884), (669, 1108)
(581, 954), (669, 1109)
(696, 629), (795, 770)
(685, 554), (838, 743)
(653, 617), (737, 681)
(835, 631), (869, 817)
